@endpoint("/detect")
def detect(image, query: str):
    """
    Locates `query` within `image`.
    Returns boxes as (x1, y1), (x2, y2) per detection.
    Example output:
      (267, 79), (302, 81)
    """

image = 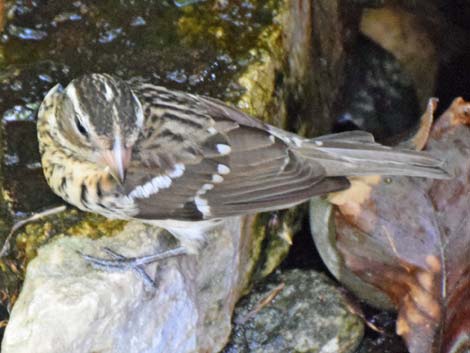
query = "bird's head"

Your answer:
(40, 73), (144, 183)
